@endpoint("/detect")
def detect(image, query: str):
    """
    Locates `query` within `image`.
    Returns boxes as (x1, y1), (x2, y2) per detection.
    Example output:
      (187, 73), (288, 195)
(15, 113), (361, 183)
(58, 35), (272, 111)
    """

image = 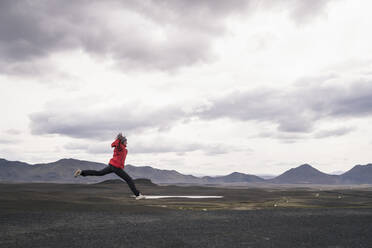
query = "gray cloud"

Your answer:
(258, 126), (354, 142)
(287, 0), (334, 24)
(130, 142), (199, 154)
(0, 0), (334, 75)
(131, 141), (240, 156)
(64, 142), (110, 155)
(257, 131), (308, 143)
(314, 127), (354, 139)
(196, 80), (372, 134)
(29, 79), (372, 142)
(64, 139), (237, 156)
(0, 138), (19, 144)
(5, 129), (22, 135)
(30, 103), (186, 140)
(196, 87), (316, 133)
(328, 83), (372, 117)
(0, 0), (246, 75)
(0, 129), (22, 144)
